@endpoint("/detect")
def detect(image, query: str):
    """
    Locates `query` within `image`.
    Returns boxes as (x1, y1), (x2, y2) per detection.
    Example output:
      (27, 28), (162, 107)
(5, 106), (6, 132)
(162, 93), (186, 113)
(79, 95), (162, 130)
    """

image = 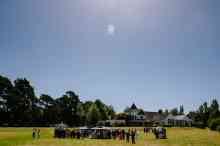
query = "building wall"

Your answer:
(165, 119), (192, 127)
